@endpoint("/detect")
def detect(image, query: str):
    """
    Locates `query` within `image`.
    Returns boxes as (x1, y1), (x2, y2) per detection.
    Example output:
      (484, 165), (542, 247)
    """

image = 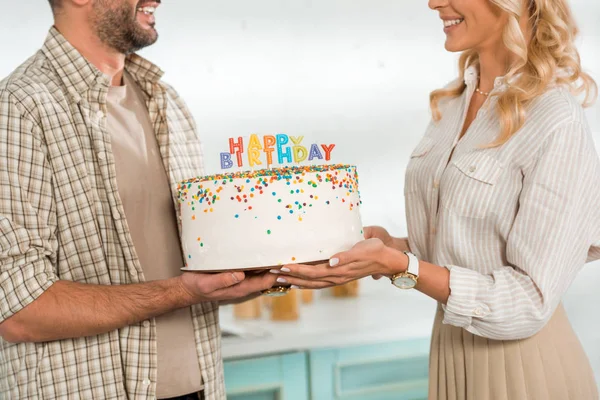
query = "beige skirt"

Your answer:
(429, 304), (598, 400)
